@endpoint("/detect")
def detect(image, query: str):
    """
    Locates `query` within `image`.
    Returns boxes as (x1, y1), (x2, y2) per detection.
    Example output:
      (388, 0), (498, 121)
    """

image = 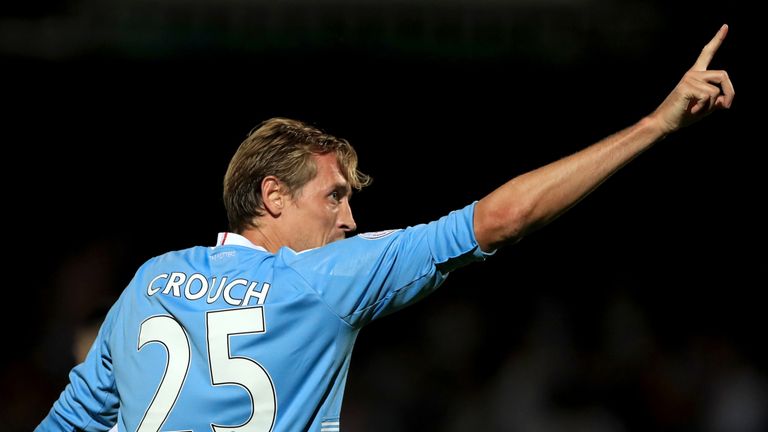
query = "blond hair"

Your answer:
(223, 118), (371, 233)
